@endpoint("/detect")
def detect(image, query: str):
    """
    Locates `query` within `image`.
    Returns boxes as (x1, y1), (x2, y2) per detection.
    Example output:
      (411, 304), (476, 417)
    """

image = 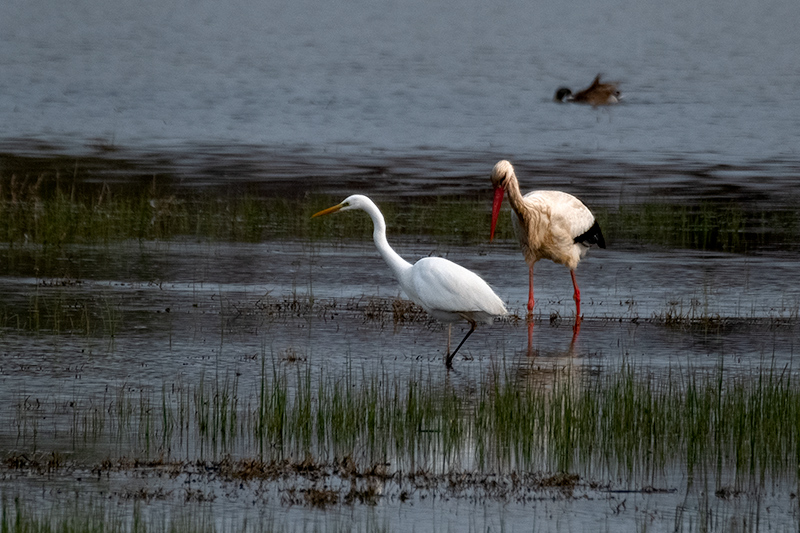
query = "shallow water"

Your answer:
(0, 153), (799, 531)
(3, 464), (796, 533)
(1, 233), (799, 531)
(1, 238), (797, 384)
